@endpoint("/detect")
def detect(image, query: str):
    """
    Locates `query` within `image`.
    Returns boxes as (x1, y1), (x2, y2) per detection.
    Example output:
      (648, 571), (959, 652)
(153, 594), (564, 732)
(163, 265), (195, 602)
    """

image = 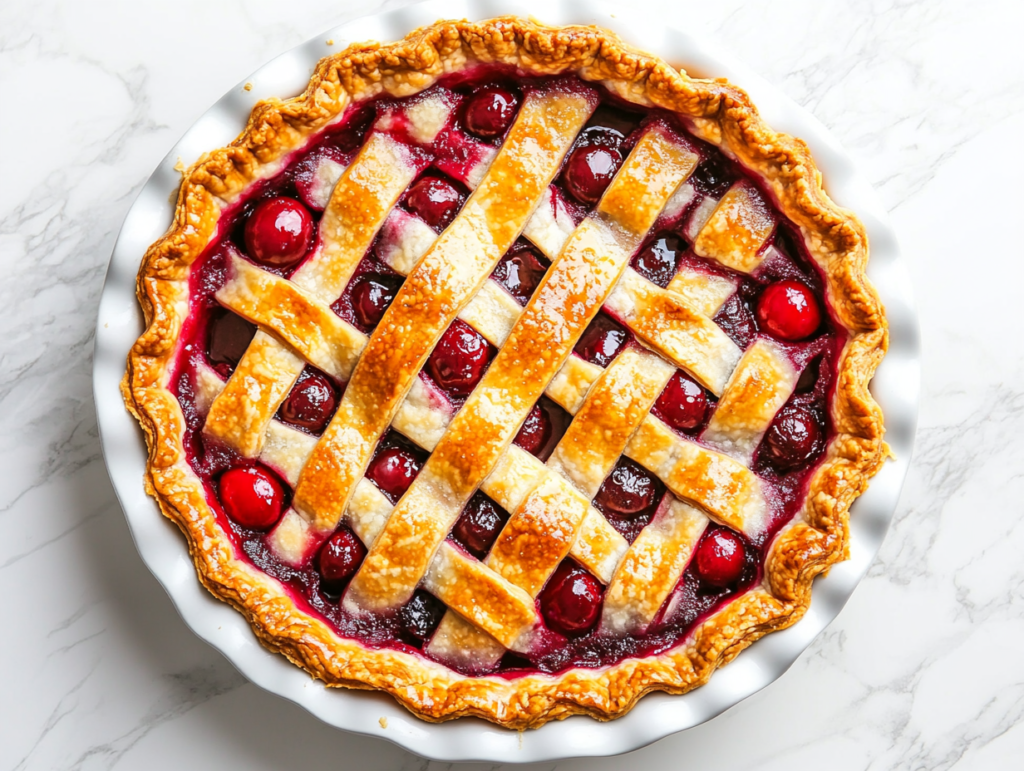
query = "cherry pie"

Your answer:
(124, 17), (888, 728)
